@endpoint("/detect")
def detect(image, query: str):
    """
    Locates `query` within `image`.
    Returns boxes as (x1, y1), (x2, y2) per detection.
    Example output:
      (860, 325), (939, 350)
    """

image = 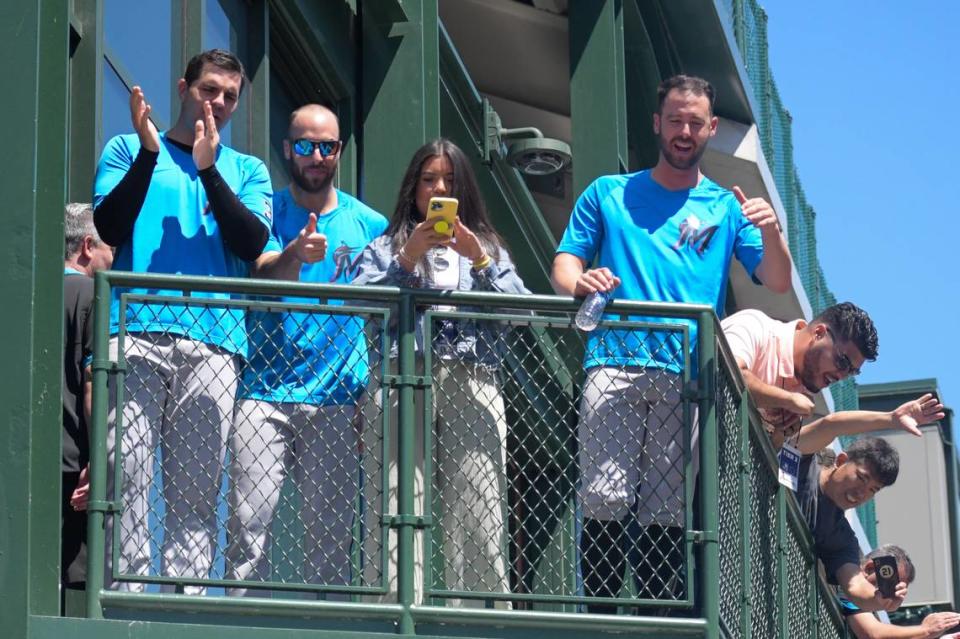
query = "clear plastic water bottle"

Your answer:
(575, 290), (610, 332)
